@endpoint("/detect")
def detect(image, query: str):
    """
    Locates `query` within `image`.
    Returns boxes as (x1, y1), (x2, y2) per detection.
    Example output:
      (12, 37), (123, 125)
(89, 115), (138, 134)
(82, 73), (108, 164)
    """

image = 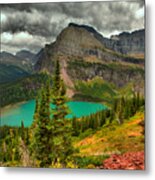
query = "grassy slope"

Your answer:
(74, 112), (144, 157)
(74, 77), (117, 104)
(73, 76), (139, 106)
